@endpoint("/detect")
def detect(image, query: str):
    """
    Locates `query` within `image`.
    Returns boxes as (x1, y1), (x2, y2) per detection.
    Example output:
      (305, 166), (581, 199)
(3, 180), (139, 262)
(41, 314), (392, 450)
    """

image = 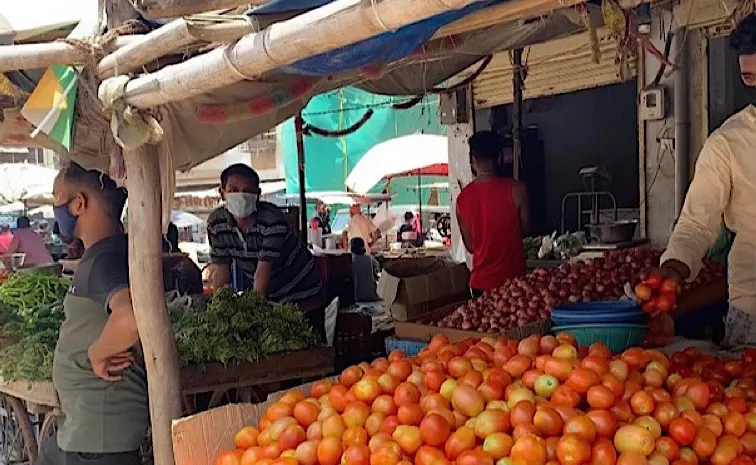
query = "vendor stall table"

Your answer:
(0, 347), (335, 465)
